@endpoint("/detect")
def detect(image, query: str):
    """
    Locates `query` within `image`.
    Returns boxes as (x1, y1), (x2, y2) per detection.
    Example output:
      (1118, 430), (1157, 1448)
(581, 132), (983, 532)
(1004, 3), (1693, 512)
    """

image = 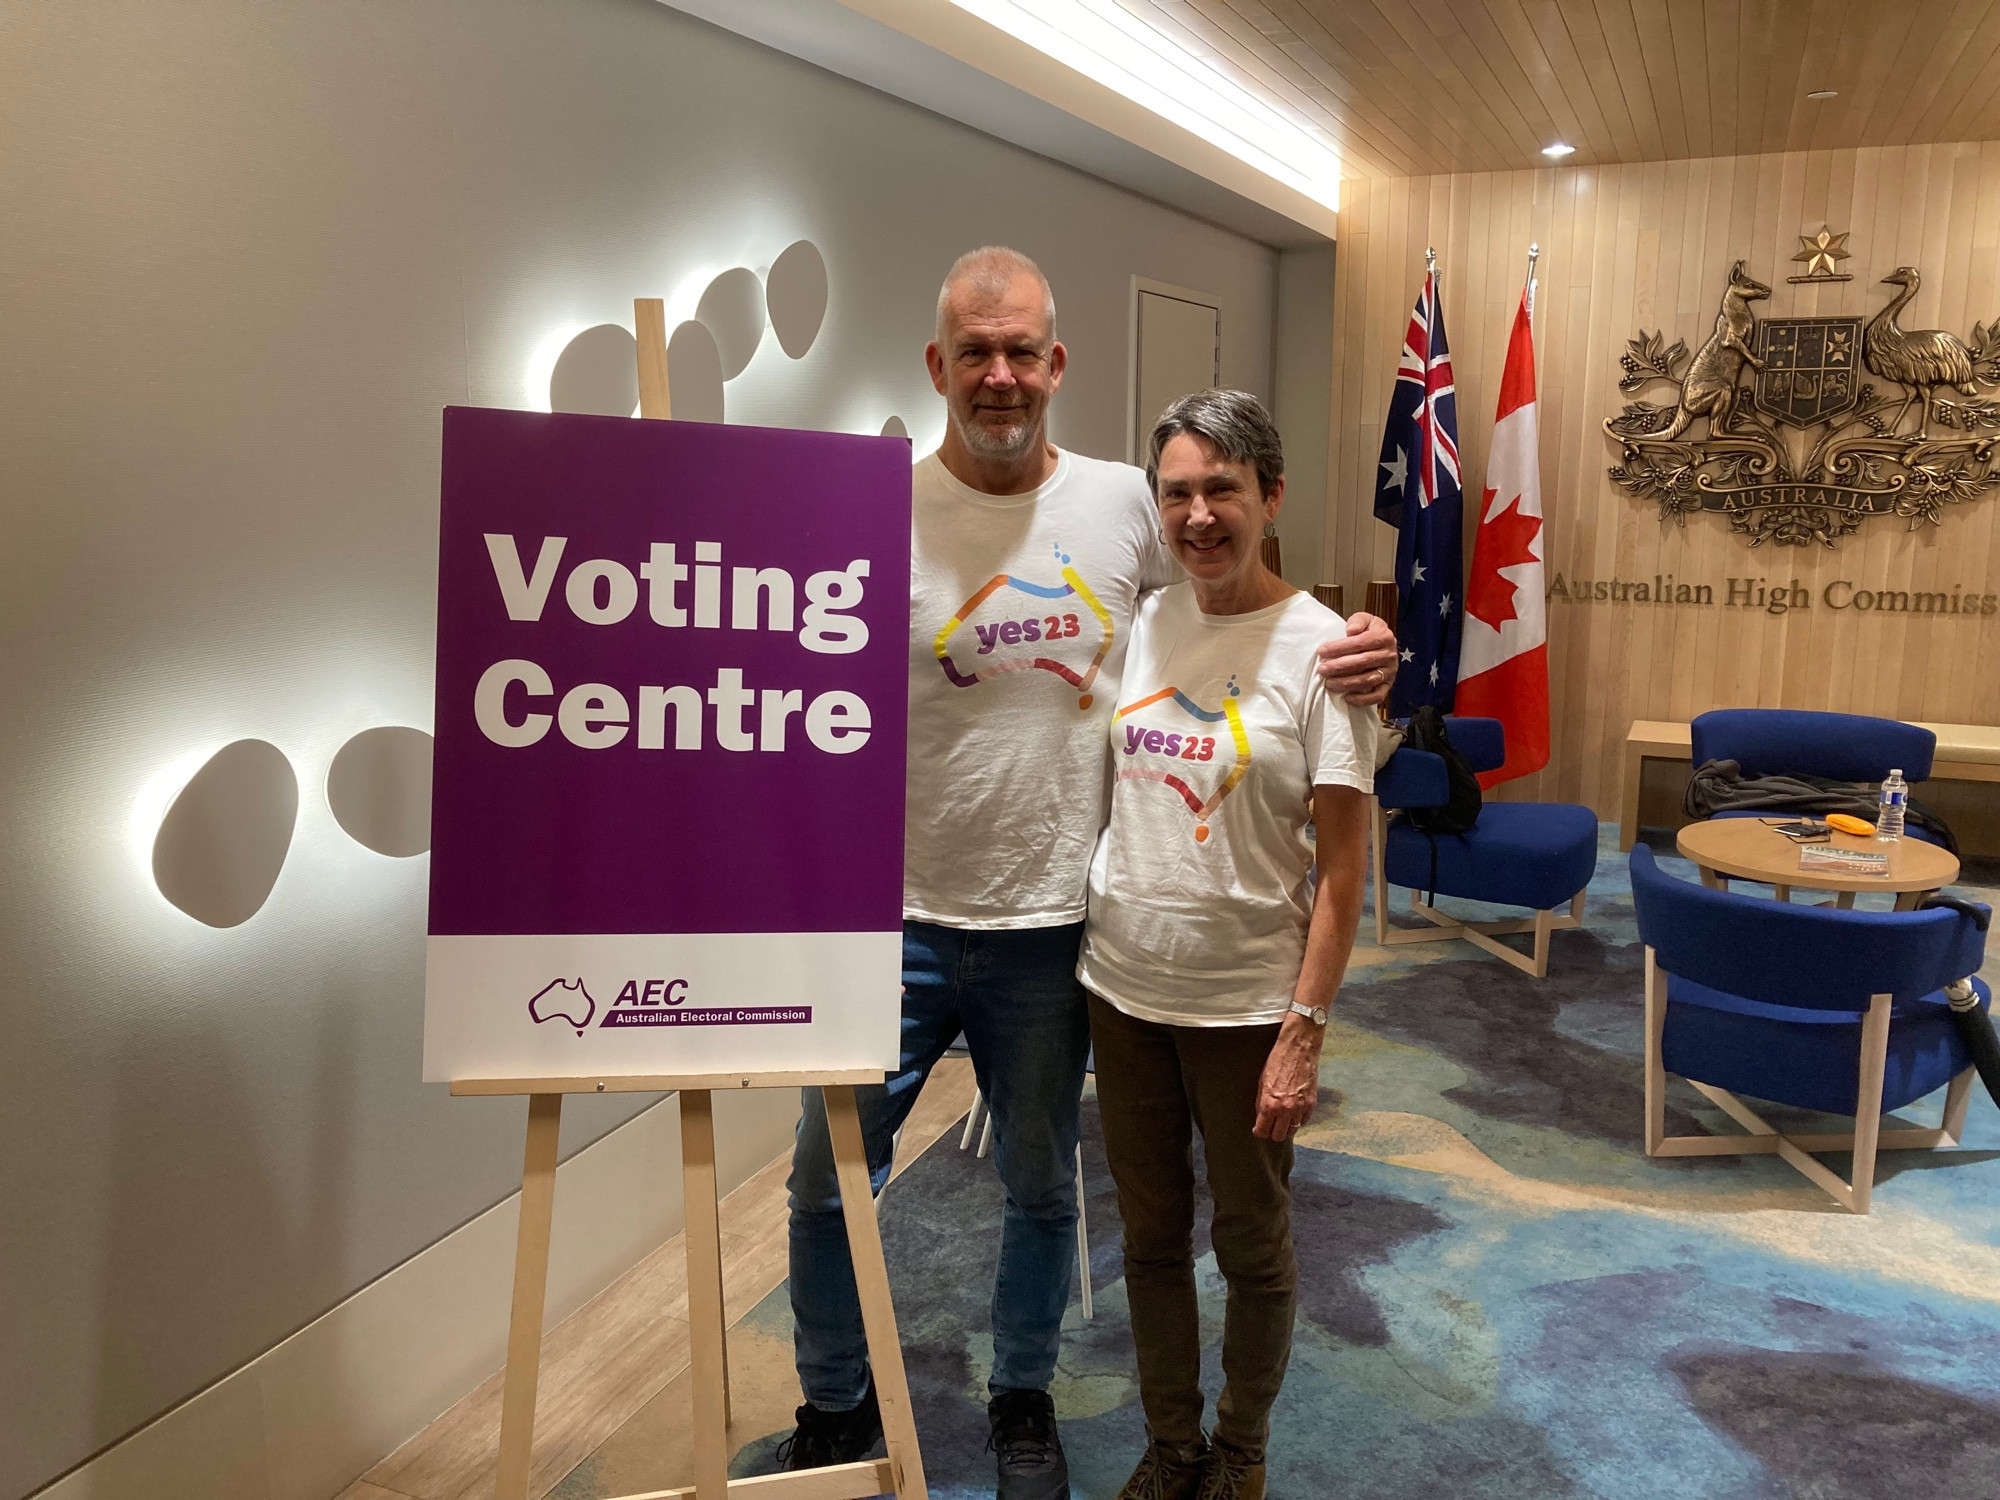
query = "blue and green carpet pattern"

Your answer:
(740, 828), (2000, 1498)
